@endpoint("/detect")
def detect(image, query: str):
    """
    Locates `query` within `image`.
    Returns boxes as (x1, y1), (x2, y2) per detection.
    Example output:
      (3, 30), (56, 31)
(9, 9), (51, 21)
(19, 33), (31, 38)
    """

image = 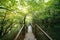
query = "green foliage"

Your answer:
(0, 0), (60, 40)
